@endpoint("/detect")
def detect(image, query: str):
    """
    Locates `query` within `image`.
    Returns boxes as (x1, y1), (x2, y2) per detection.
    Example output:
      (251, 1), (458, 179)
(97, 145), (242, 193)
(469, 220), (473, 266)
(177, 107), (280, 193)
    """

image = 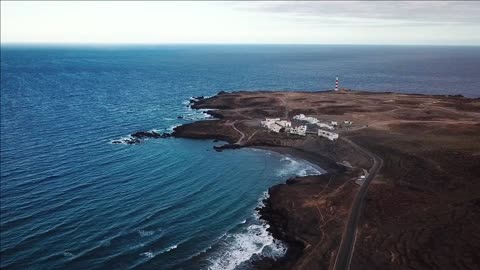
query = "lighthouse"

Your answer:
(335, 76), (339, 91)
